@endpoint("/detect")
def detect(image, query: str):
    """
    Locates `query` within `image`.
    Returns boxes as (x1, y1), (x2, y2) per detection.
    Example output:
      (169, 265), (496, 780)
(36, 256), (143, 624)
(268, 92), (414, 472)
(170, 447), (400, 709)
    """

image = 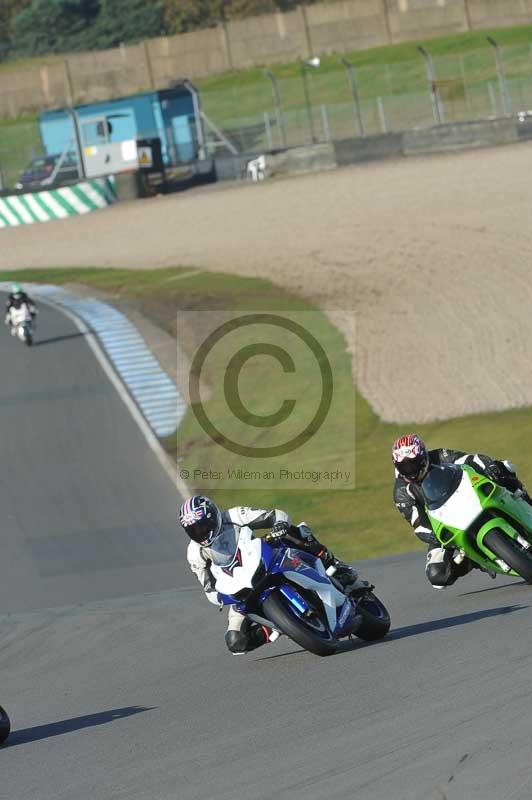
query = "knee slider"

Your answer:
(225, 629), (249, 654)
(426, 563), (452, 587)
